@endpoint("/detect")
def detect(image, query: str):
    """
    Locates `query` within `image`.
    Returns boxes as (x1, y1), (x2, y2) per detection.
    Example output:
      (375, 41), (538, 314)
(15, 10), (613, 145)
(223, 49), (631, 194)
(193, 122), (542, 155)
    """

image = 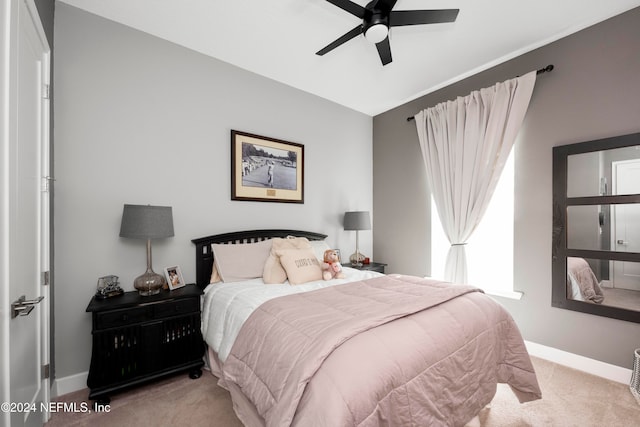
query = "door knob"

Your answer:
(11, 295), (44, 318)
(616, 239), (628, 245)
